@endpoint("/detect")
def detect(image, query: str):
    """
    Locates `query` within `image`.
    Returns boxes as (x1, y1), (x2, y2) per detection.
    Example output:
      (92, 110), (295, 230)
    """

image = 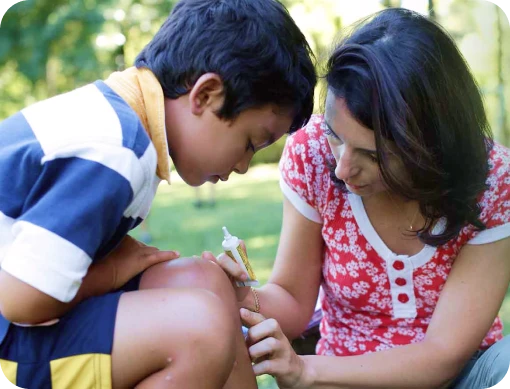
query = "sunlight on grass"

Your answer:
(133, 163), (510, 389)
(246, 235), (280, 250)
(135, 164), (284, 285)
